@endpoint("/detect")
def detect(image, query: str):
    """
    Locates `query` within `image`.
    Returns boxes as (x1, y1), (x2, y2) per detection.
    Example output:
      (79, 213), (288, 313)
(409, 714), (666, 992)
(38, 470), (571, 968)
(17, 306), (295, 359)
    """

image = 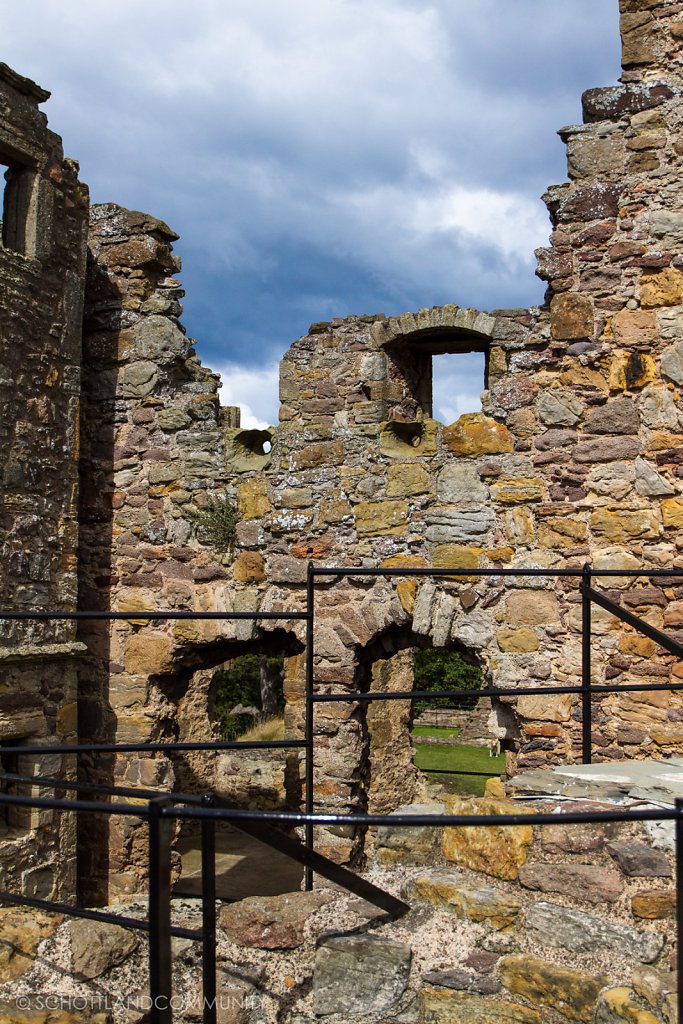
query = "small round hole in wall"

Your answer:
(226, 429), (274, 472)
